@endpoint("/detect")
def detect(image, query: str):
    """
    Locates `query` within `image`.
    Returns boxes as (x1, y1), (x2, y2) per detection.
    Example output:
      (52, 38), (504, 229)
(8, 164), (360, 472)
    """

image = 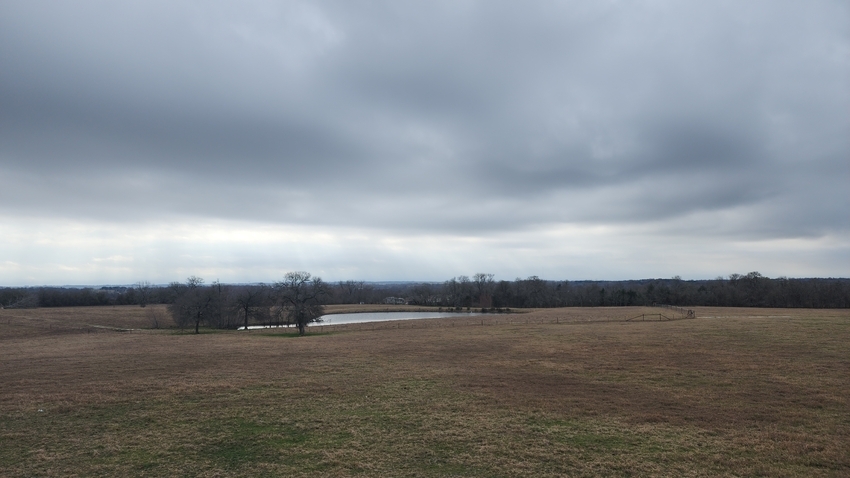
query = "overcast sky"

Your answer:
(1, 1), (848, 286)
